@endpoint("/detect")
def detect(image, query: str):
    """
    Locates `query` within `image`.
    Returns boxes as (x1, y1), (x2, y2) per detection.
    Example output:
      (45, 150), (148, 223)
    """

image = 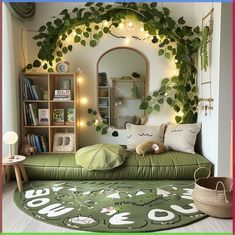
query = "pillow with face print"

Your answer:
(126, 123), (166, 150)
(164, 122), (202, 154)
